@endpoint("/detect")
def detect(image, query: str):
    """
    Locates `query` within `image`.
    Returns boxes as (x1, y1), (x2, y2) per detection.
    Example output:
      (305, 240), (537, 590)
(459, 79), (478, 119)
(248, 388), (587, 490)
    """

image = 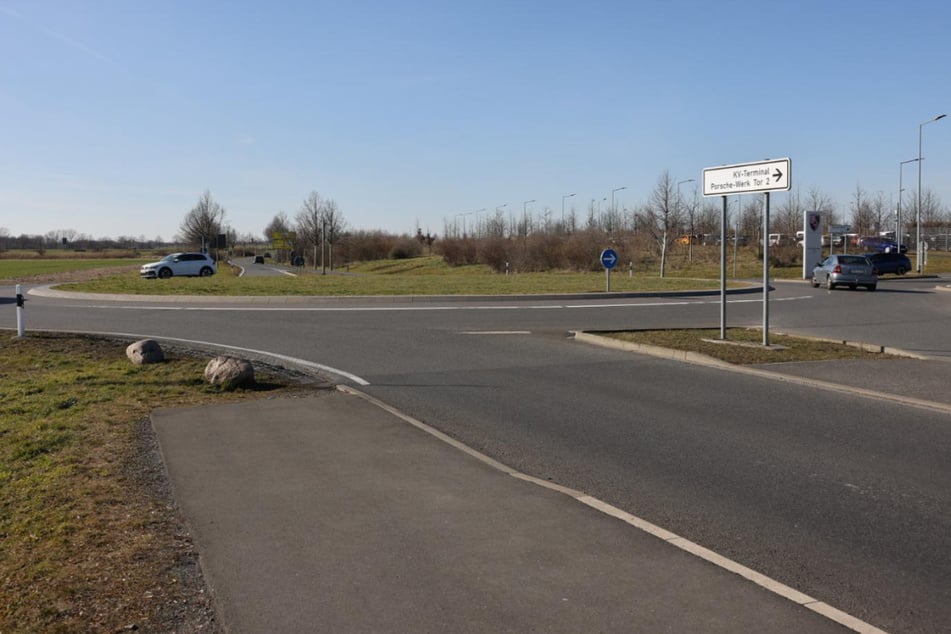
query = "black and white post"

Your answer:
(15, 284), (25, 338)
